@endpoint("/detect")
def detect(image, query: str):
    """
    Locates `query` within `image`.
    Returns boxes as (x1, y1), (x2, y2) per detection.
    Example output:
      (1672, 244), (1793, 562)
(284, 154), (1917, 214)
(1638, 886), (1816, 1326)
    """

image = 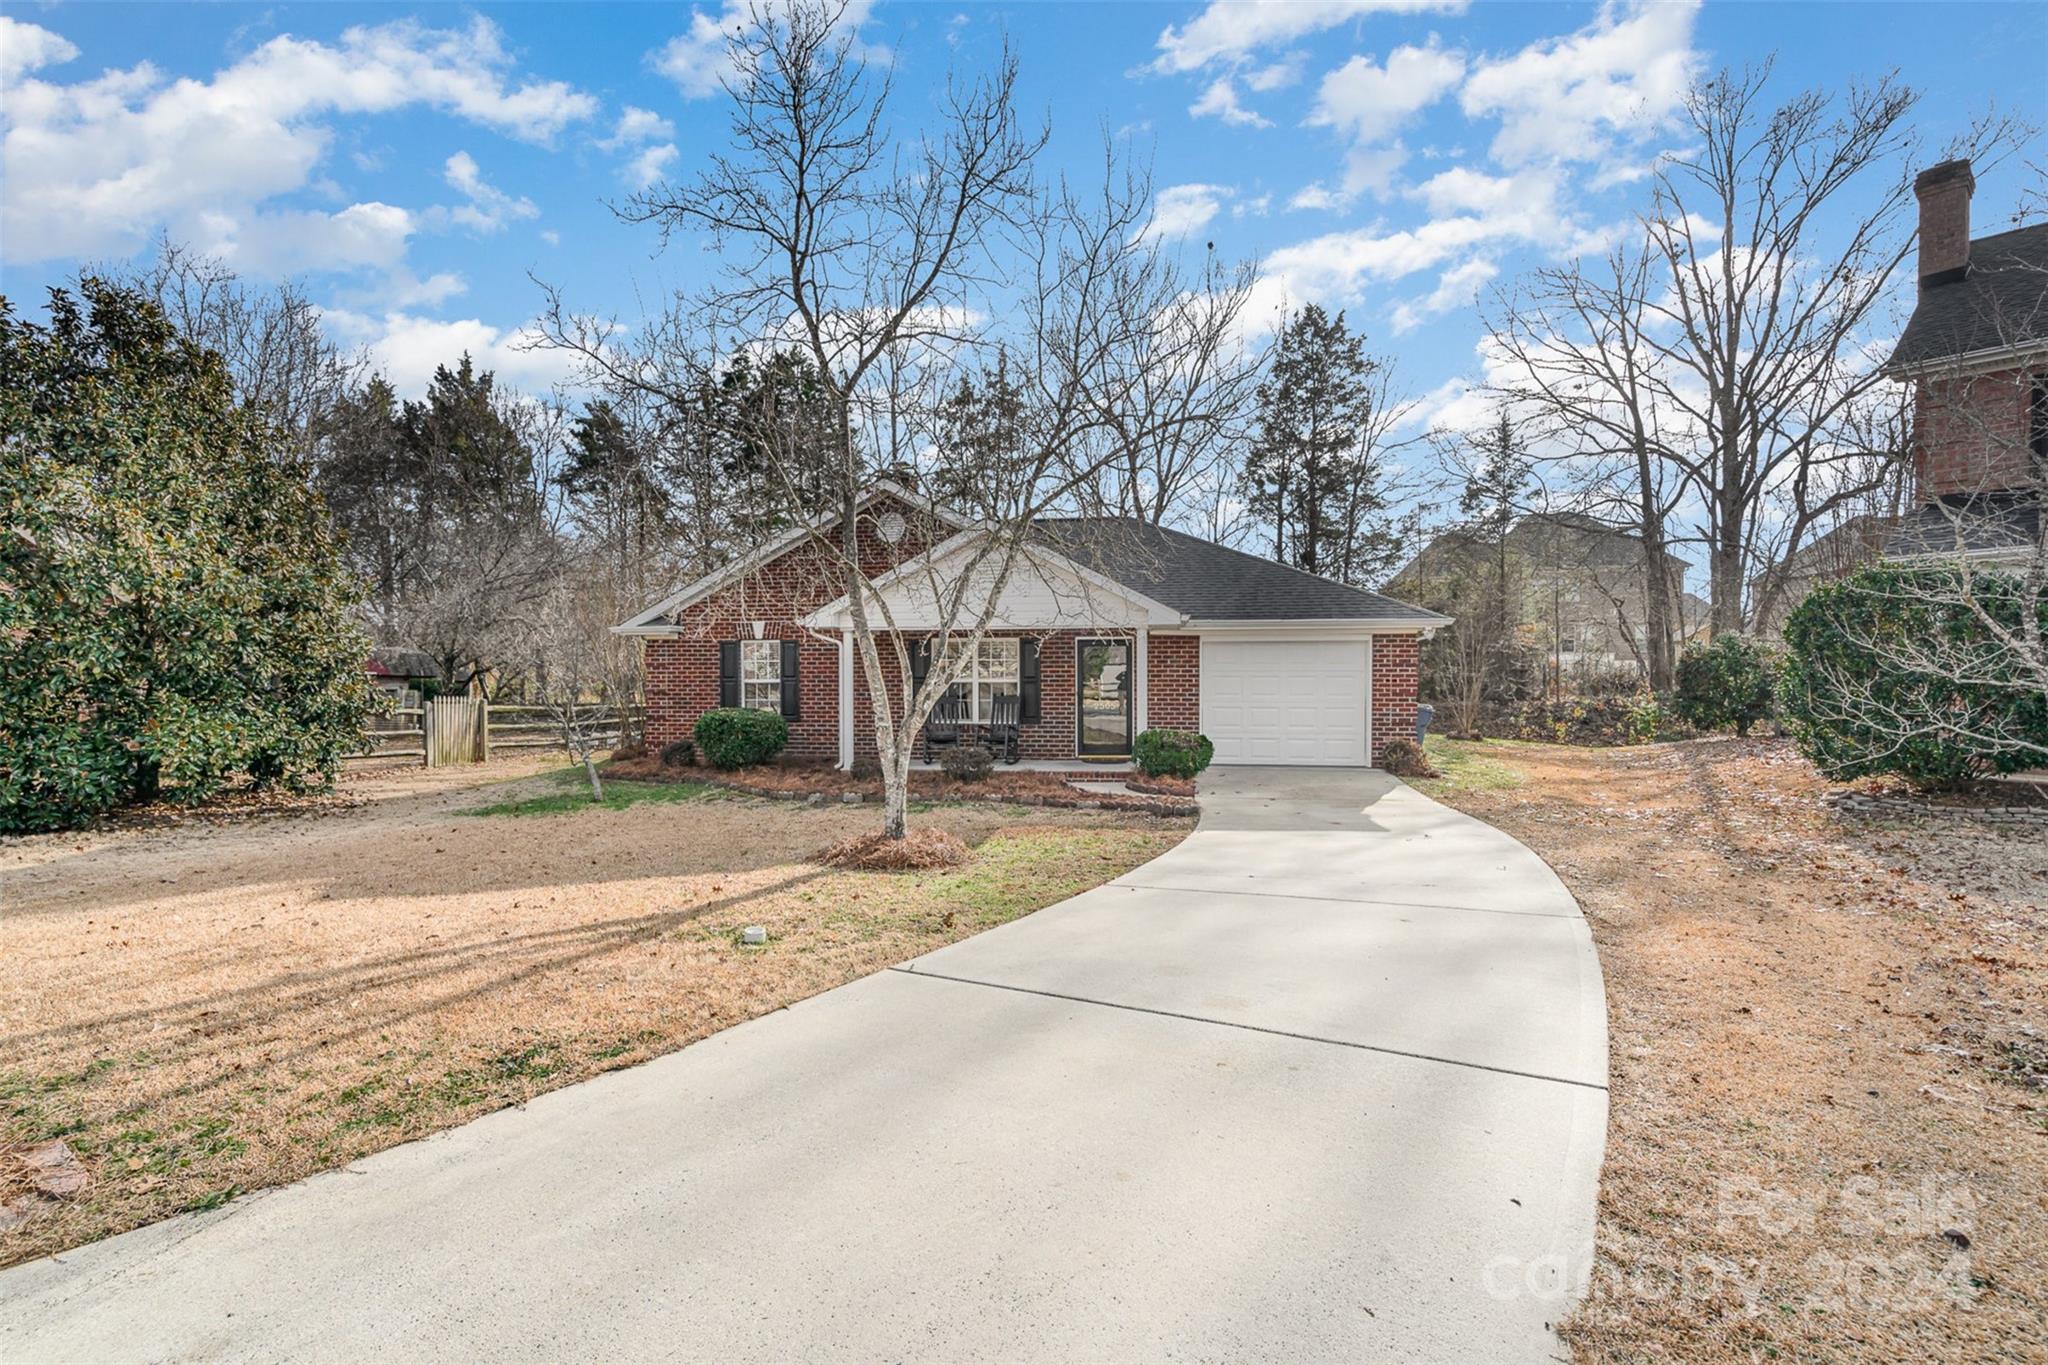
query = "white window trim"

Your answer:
(740, 639), (782, 712)
(944, 637), (1021, 723)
